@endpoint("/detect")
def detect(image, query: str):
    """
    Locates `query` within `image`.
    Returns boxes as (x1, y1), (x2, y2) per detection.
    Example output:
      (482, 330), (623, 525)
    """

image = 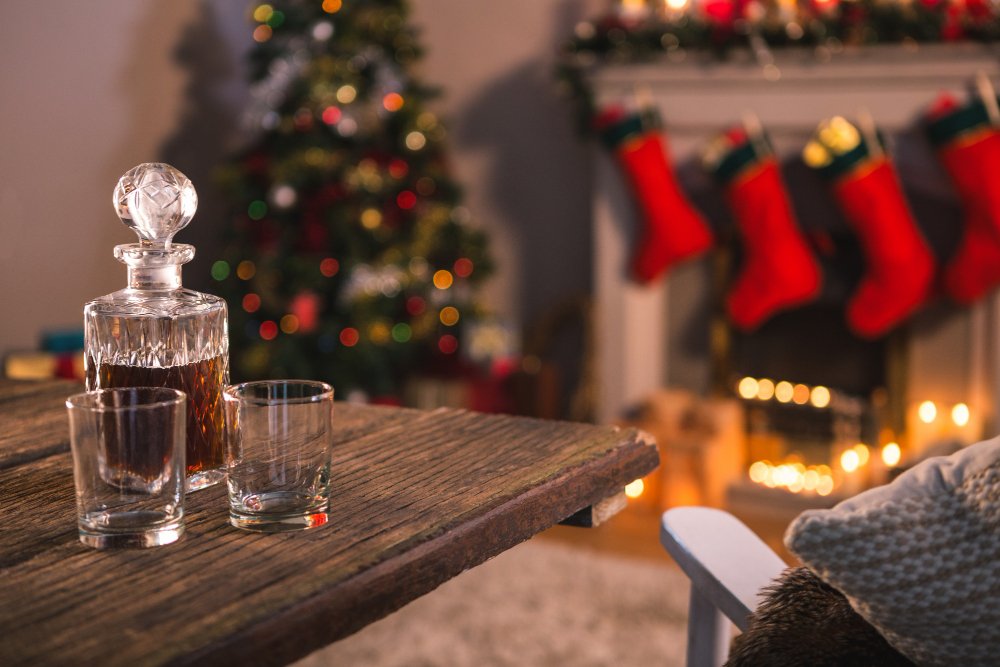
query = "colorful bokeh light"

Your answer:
(242, 293), (261, 313)
(320, 257), (339, 277)
(211, 260), (230, 281)
(339, 327), (360, 347)
(383, 93), (404, 112)
(259, 320), (278, 341)
(236, 260), (256, 281)
(396, 190), (417, 209)
(438, 334), (458, 354)
(433, 270), (453, 290)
